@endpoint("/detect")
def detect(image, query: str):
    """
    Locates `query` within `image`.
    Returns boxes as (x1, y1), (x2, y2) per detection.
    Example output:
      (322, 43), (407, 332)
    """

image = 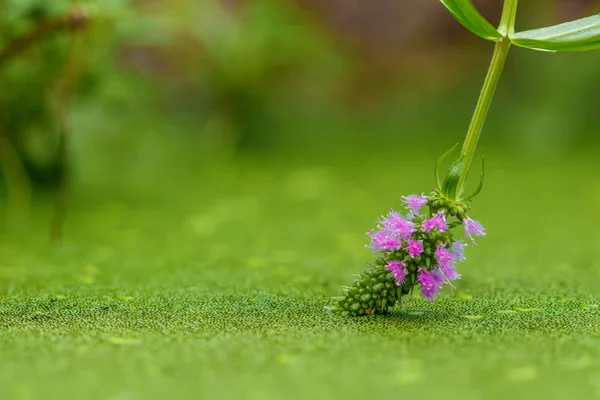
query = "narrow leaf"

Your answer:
(435, 143), (459, 190)
(511, 14), (600, 52)
(462, 158), (485, 201)
(439, 0), (502, 41)
(441, 156), (465, 201)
